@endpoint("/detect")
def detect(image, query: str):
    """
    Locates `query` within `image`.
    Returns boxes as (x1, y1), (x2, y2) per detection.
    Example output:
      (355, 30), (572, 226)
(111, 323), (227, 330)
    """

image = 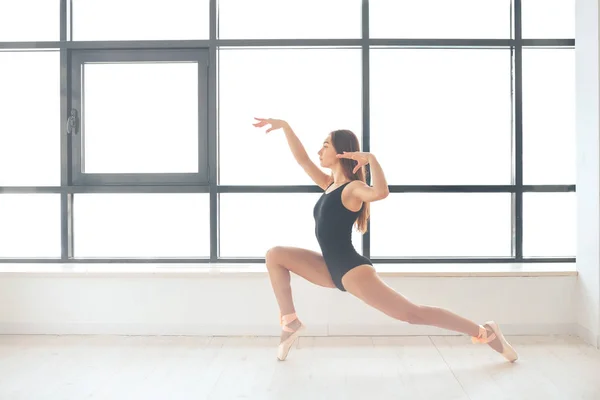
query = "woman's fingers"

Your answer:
(253, 117), (268, 126)
(253, 117), (271, 128)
